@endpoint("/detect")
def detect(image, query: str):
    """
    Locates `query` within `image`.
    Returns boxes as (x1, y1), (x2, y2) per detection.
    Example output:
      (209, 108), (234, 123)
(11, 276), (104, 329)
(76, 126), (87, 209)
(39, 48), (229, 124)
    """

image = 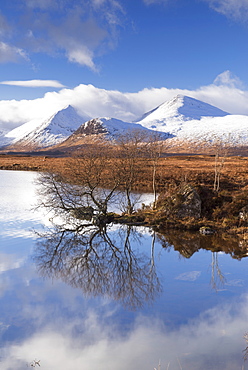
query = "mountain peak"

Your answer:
(50, 105), (80, 120)
(159, 94), (229, 119)
(136, 95), (229, 130)
(61, 104), (74, 111)
(3, 105), (90, 149)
